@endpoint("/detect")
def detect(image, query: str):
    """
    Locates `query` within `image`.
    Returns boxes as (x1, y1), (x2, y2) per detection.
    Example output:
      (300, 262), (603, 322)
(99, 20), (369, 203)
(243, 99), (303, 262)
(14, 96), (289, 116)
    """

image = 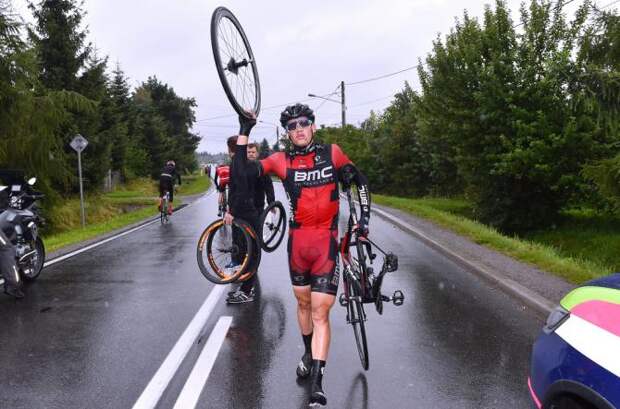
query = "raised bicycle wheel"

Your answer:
(235, 218), (261, 282)
(258, 201), (286, 252)
(196, 218), (253, 284)
(211, 7), (261, 118)
(344, 269), (369, 370)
